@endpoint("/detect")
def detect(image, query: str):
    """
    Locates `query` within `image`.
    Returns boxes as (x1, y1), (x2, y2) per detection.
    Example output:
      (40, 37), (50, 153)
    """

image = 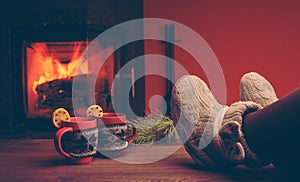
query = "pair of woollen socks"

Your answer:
(171, 72), (277, 169)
